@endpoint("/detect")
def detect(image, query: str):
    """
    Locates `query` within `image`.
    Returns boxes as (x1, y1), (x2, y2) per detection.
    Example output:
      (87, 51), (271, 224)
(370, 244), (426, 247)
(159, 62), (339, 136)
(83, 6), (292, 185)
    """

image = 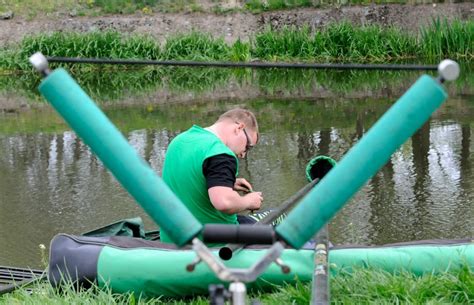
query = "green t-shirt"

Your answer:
(160, 125), (239, 243)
